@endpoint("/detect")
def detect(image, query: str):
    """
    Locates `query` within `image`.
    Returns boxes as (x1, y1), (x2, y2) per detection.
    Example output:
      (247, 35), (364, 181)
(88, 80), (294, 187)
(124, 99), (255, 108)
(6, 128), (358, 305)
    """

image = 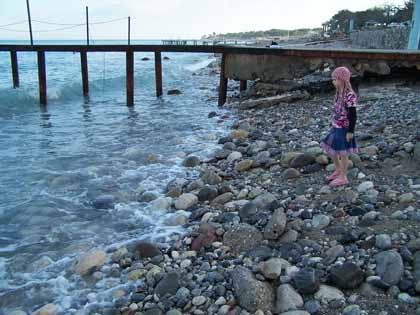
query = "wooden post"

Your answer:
(37, 51), (47, 105)
(80, 50), (89, 97)
(155, 51), (163, 97)
(10, 51), (19, 88)
(240, 80), (247, 92)
(126, 49), (134, 106)
(218, 53), (228, 106)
